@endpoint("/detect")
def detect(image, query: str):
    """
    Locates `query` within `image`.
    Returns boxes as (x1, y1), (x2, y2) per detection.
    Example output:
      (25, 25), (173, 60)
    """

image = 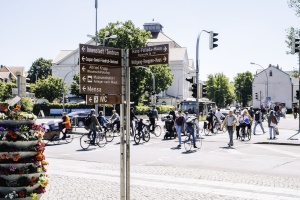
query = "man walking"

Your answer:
(222, 110), (237, 147)
(253, 108), (266, 135)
